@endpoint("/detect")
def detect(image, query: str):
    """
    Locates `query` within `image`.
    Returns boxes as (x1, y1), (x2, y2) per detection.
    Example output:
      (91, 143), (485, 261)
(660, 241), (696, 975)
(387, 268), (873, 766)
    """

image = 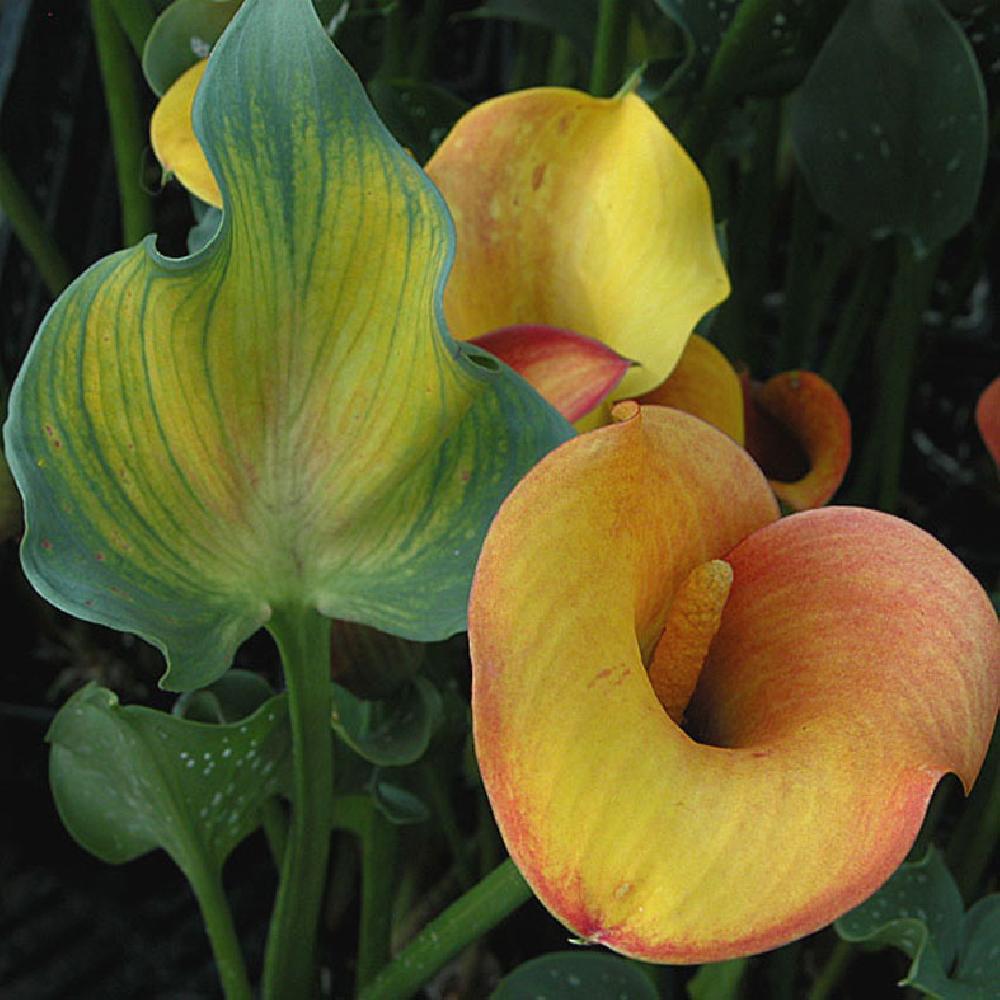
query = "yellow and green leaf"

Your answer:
(3, 0), (571, 691)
